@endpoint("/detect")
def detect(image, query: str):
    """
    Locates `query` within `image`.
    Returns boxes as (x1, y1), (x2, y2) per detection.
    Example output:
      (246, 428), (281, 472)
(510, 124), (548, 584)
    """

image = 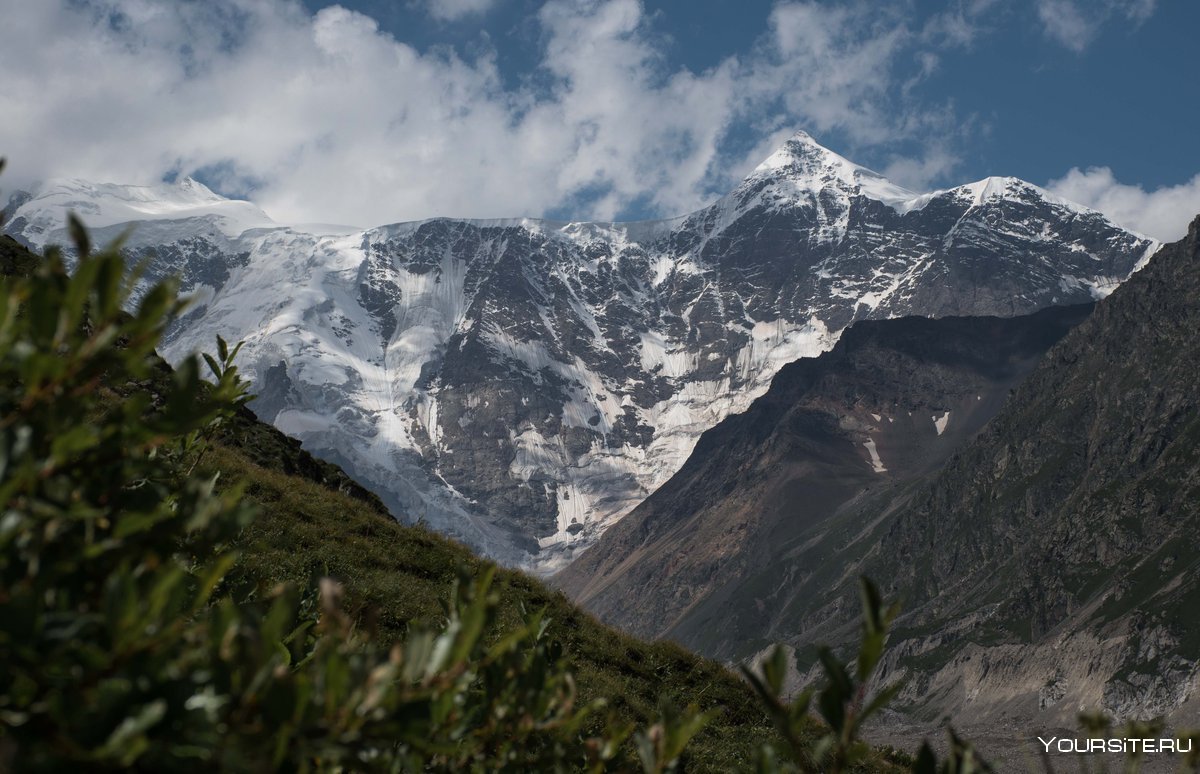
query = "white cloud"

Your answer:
(1046, 166), (1200, 241)
(751, 2), (912, 146)
(882, 145), (963, 192)
(1036, 0), (1095, 52)
(422, 0), (497, 22)
(1035, 0), (1157, 53)
(0, 0), (979, 226)
(920, 0), (1001, 49)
